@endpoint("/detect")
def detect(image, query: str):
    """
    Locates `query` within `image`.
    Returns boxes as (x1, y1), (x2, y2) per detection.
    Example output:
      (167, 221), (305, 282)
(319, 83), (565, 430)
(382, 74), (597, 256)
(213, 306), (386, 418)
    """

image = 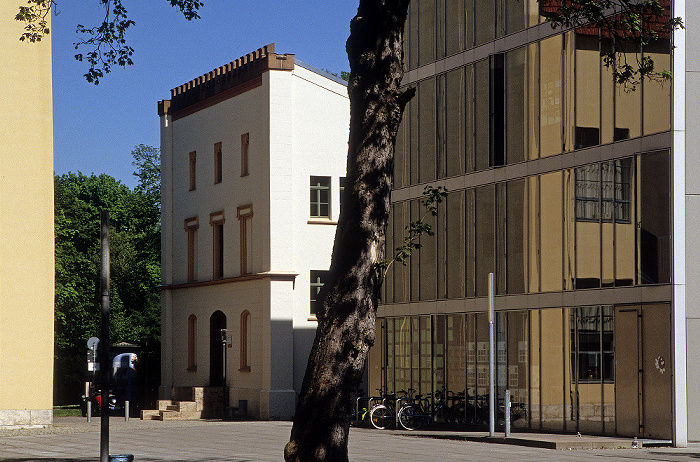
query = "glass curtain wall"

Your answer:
(394, 26), (672, 180)
(383, 306), (623, 433)
(387, 151), (670, 303)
